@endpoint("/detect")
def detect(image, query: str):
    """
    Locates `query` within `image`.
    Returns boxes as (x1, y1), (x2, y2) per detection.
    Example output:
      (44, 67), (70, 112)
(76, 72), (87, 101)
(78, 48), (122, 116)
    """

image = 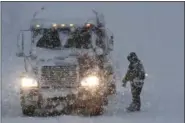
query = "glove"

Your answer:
(122, 79), (127, 87)
(122, 82), (126, 87)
